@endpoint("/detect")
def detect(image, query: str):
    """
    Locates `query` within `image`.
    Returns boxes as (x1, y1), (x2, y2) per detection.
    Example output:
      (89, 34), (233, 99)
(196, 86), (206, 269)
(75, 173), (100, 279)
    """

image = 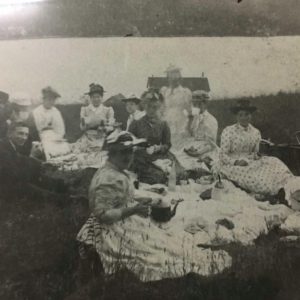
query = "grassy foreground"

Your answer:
(1, 192), (300, 300)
